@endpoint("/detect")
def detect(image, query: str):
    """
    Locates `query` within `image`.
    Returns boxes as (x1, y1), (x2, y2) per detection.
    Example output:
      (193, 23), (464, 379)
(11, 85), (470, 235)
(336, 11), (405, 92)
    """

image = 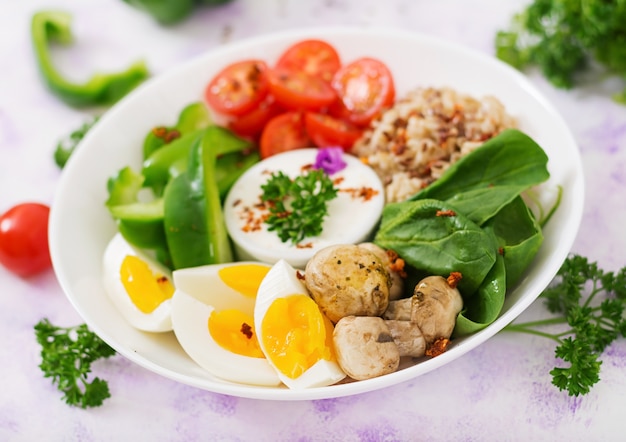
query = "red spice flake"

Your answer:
(156, 275), (170, 285)
(436, 209), (456, 217)
(232, 199), (242, 207)
(296, 242), (313, 249)
(447, 271), (463, 289)
(238, 202), (268, 233)
(296, 270), (306, 280)
(425, 337), (451, 357)
(164, 129), (181, 143)
(301, 163), (314, 172)
(386, 249), (407, 278)
(240, 323), (253, 340)
(151, 126), (181, 143)
(498, 247), (505, 256)
(341, 186), (379, 201)
(333, 176), (345, 186)
(152, 126), (167, 137)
